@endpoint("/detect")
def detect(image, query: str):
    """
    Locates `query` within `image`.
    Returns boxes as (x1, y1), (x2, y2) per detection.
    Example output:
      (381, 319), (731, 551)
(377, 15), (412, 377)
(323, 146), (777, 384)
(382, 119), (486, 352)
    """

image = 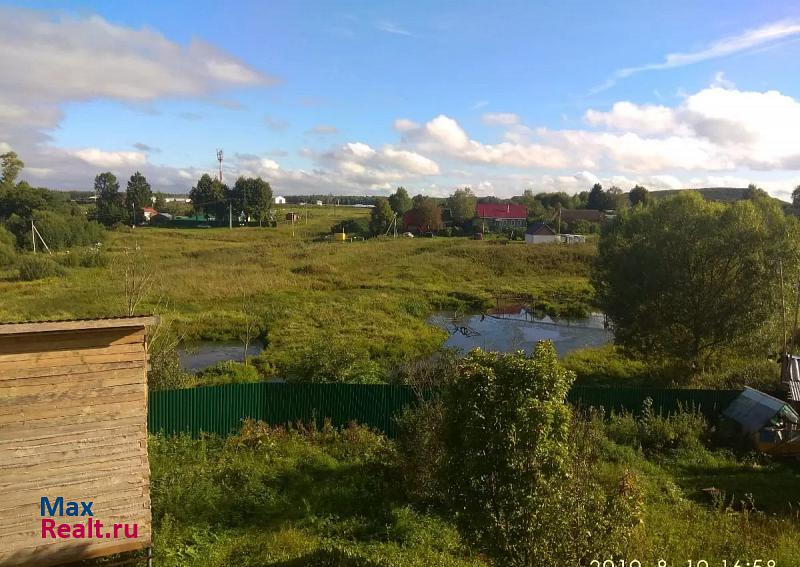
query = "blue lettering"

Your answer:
(40, 496), (63, 517)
